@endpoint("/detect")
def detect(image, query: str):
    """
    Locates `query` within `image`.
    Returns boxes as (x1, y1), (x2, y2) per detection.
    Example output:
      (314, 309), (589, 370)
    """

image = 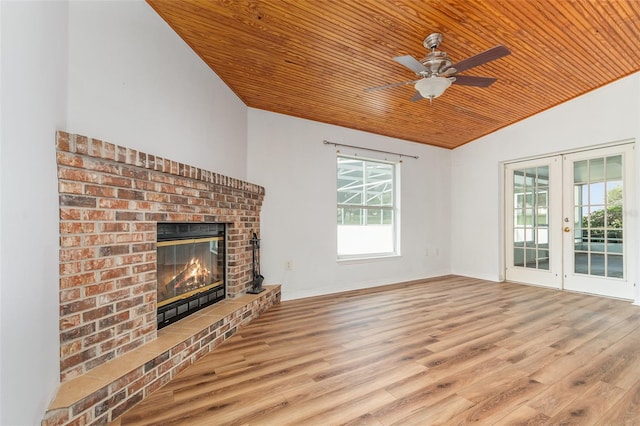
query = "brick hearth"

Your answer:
(43, 131), (280, 425)
(44, 286), (280, 425)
